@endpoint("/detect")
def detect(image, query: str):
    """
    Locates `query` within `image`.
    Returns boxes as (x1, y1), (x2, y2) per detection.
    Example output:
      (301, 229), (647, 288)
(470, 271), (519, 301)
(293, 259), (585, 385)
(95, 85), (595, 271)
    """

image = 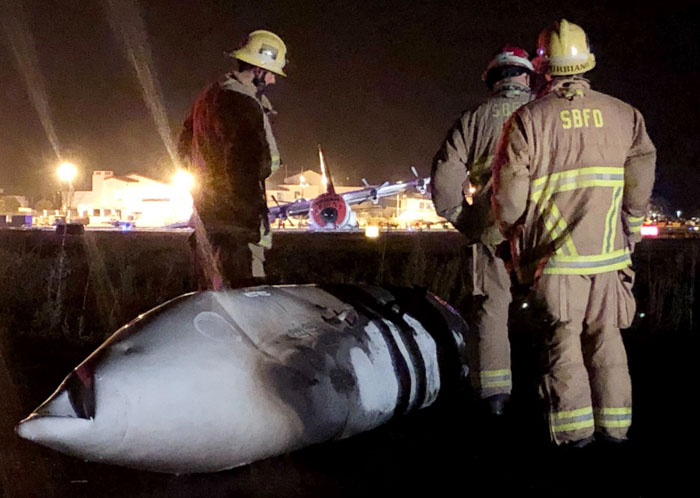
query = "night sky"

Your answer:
(1, 0), (698, 213)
